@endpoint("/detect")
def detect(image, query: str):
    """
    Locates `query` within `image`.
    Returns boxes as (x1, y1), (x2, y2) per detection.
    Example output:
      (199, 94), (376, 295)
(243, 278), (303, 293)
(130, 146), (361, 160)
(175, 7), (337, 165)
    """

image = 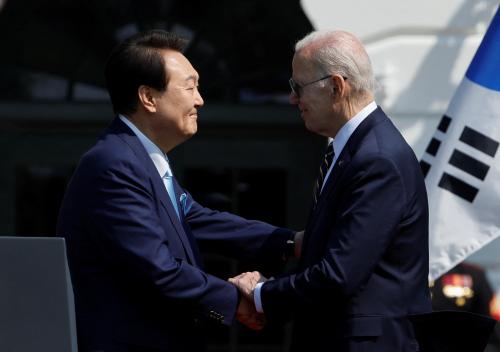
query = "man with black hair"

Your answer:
(57, 30), (298, 352)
